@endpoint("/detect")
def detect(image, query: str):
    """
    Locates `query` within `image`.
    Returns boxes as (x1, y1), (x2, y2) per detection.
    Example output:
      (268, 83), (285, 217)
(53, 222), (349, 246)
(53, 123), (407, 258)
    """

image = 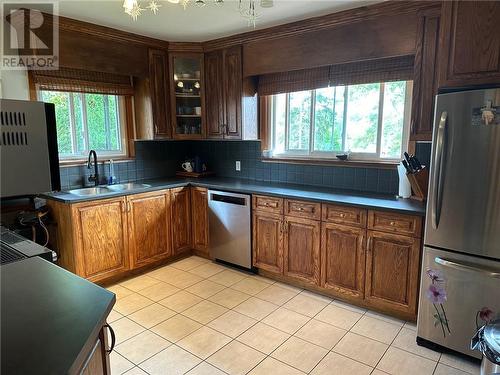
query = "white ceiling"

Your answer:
(55, 0), (381, 42)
